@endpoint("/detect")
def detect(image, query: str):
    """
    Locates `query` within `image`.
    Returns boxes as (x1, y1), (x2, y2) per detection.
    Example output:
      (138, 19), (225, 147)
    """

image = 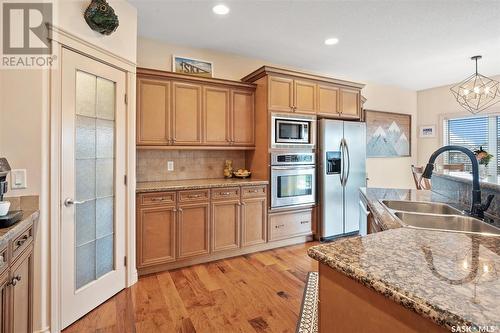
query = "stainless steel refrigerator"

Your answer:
(319, 119), (366, 240)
